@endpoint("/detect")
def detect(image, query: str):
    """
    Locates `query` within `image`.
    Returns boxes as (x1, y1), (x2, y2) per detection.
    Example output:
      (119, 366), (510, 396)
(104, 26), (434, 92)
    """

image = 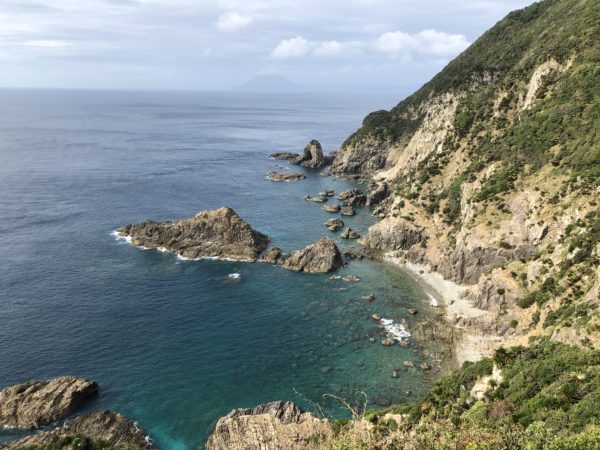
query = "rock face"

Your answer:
(261, 247), (282, 264)
(267, 172), (306, 182)
(205, 401), (331, 450)
(283, 237), (344, 273)
(0, 376), (99, 429)
(325, 218), (344, 232)
(117, 207), (269, 262)
(323, 204), (341, 213)
(3, 410), (154, 450)
(292, 140), (325, 168)
(270, 152), (299, 161)
(366, 182), (389, 206)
